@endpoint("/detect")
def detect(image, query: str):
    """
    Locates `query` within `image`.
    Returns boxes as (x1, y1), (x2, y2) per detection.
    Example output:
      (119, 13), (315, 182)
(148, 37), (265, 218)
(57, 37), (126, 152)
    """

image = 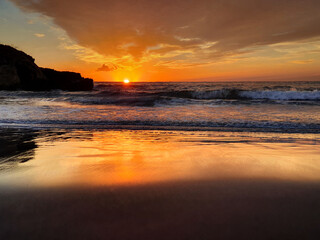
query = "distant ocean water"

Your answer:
(0, 81), (320, 133)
